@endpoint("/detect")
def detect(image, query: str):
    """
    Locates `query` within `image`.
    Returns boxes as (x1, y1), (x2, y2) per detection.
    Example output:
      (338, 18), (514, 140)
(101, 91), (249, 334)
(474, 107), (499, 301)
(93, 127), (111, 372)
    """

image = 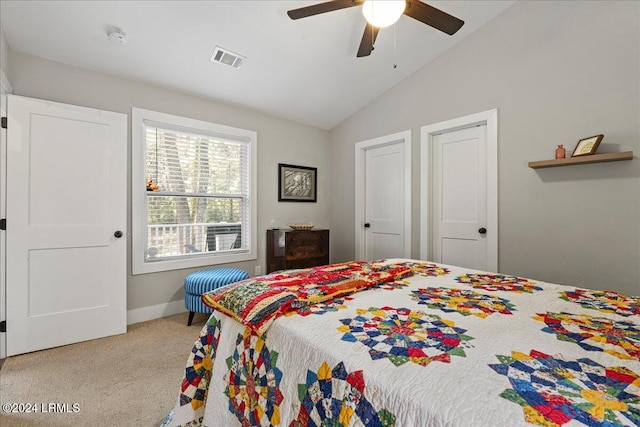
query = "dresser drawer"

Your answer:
(285, 230), (328, 246)
(266, 229), (330, 273)
(285, 245), (329, 262)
